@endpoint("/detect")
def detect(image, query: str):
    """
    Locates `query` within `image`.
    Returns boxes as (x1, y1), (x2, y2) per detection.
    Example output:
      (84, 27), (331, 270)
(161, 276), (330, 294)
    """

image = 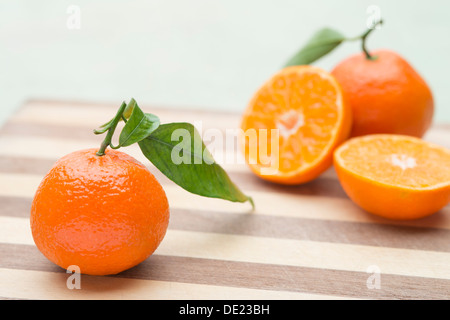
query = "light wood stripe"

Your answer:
(0, 122), (98, 140)
(160, 231), (450, 280)
(1, 117), (240, 142)
(9, 101), (242, 132)
(2, 243), (448, 300)
(9, 101), (450, 149)
(0, 268), (340, 300)
(1, 172), (449, 230)
(0, 135), (250, 174)
(2, 196), (449, 252)
(0, 122), (246, 155)
(6, 107), (450, 159)
(1, 216), (449, 280)
(424, 127), (450, 149)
